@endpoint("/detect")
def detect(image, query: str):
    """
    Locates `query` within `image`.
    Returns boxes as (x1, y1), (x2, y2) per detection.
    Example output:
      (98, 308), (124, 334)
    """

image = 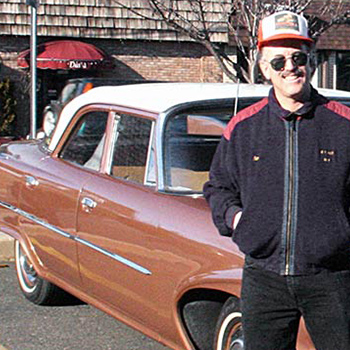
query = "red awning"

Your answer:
(17, 40), (111, 70)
